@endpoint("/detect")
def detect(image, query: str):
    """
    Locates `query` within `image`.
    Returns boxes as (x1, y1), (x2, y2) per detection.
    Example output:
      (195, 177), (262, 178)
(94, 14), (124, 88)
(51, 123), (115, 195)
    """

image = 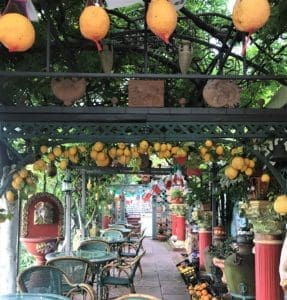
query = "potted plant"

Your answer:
(169, 187), (186, 204)
(184, 152), (203, 177)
